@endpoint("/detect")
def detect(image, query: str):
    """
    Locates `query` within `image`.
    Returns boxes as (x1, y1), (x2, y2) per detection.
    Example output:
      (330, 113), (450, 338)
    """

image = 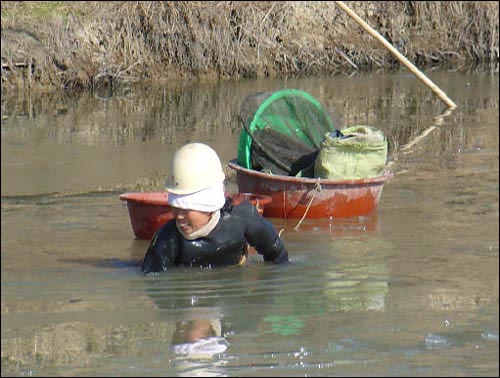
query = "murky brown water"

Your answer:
(2, 67), (498, 376)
